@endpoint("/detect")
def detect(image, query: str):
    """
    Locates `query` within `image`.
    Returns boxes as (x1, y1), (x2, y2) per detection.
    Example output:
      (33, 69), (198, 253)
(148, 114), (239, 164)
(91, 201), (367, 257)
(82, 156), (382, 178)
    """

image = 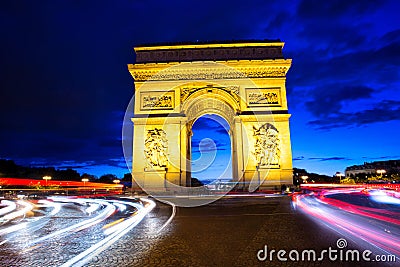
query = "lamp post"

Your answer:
(377, 169), (386, 179)
(301, 175), (308, 184)
(82, 178), (89, 187)
(81, 178), (89, 195)
(335, 172), (344, 183)
(113, 179), (120, 191)
(43, 176), (51, 187)
(43, 176), (51, 194)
